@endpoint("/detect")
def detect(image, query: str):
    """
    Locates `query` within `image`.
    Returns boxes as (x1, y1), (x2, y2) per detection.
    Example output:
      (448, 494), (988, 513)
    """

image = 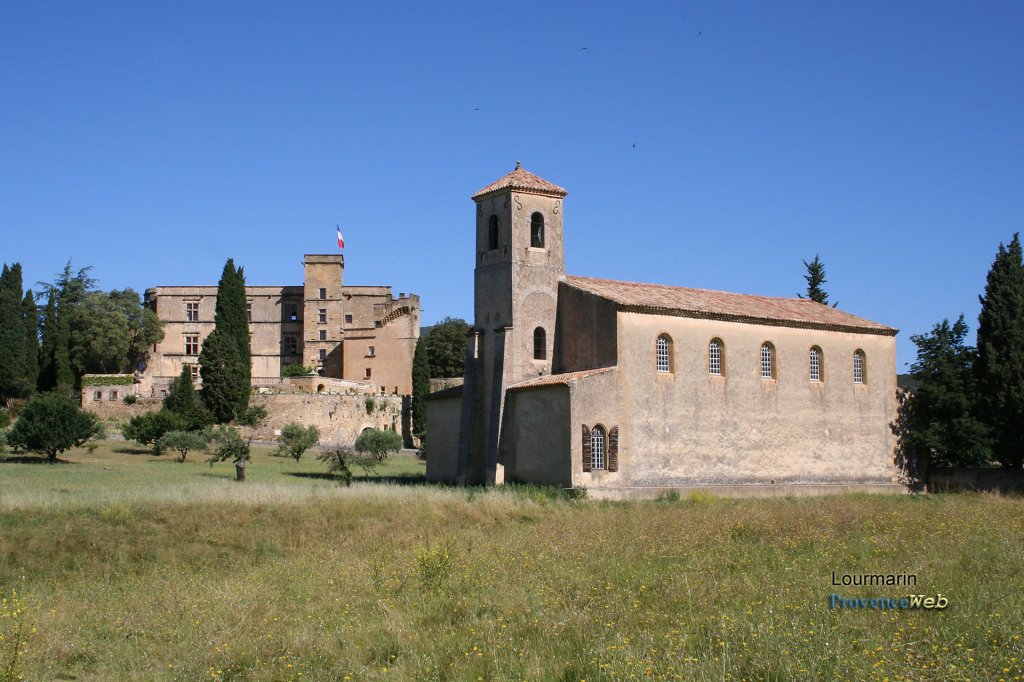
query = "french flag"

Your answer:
(336, 225), (345, 249)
